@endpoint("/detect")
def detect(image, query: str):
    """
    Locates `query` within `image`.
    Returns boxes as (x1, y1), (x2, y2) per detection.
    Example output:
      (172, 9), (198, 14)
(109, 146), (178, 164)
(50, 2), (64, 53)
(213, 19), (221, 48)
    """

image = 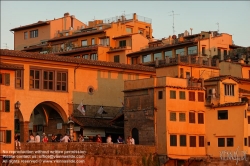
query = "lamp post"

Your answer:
(67, 116), (75, 142)
(15, 101), (21, 109)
